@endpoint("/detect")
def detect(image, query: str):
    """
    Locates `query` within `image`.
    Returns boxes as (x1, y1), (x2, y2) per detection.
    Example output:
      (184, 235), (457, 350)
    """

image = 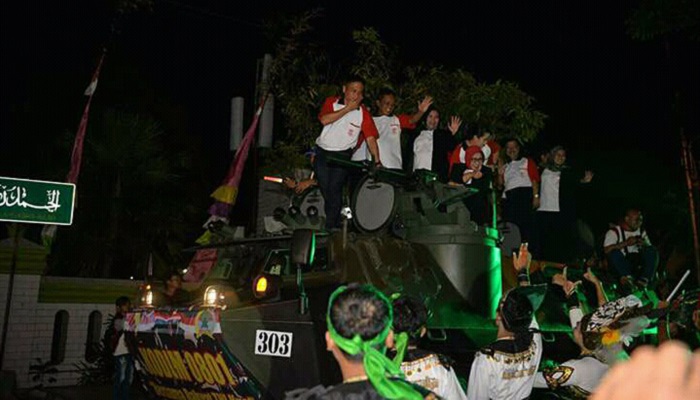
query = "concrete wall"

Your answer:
(0, 238), (141, 388)
(0, 273), (137, 387)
